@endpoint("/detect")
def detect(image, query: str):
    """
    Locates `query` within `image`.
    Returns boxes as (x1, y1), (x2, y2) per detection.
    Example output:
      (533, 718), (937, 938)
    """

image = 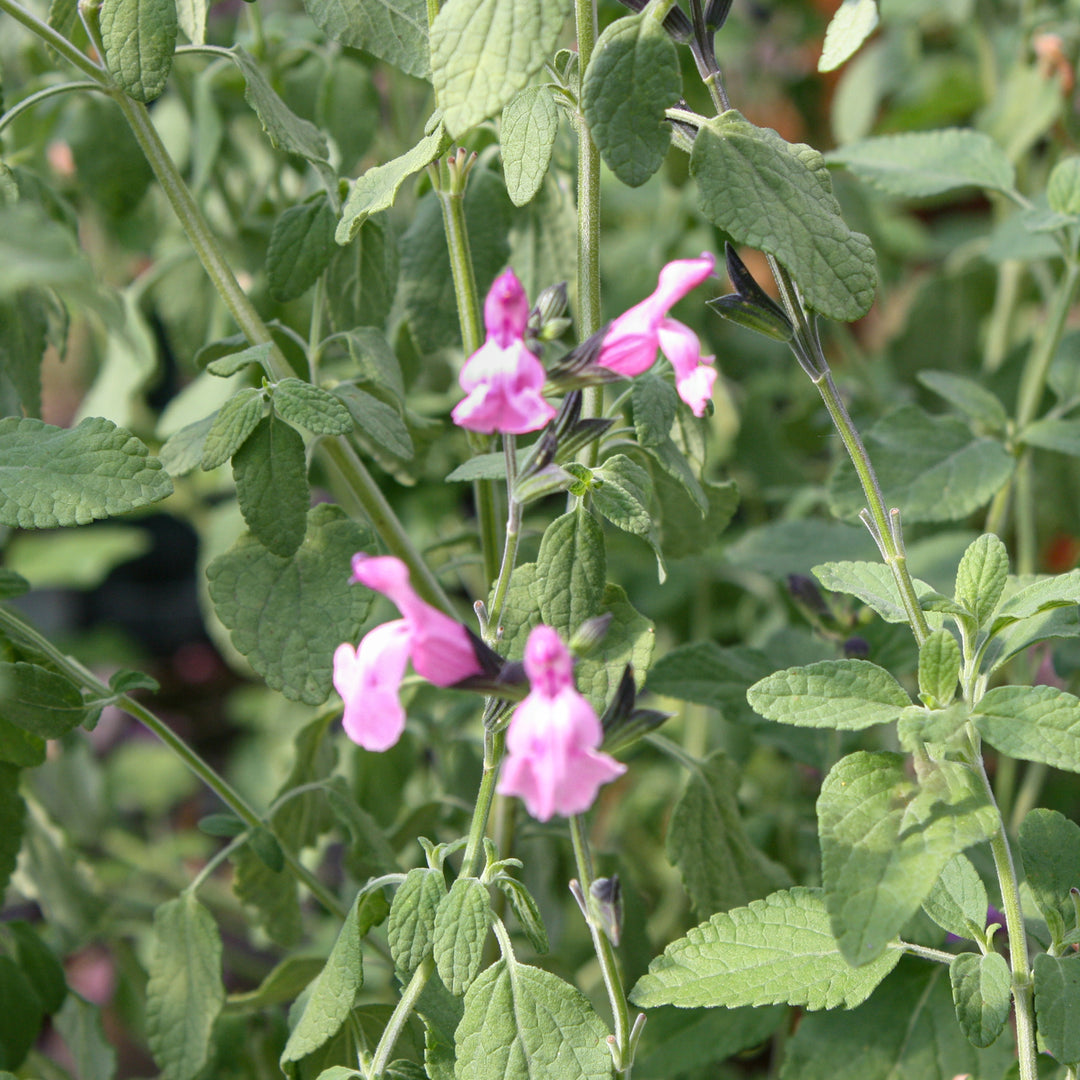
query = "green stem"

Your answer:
(574, 0), (603, 465)
(895, 941), (956, 966)
(488, 436), (523, 643)
(0, 80), (104, 136)
(0, 605), (347, 921)
(368, 956), (434, 1078)
(569, 814), (632, 1076)
(460, 726), (506, 878)
(0, 0), (105, 80)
